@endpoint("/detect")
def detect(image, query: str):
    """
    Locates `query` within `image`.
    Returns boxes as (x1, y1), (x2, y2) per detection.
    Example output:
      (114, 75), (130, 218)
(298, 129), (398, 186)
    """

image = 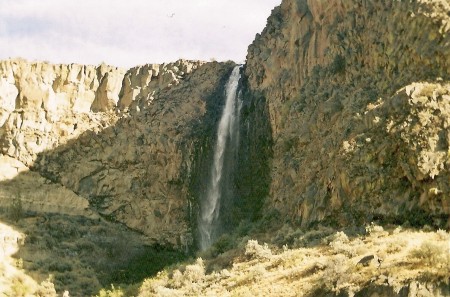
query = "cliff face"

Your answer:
(243, 0), (450, 228)
(33, 62), (234, 247)
(0, 58), (234, 247)
(0, 59), (204, 166)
